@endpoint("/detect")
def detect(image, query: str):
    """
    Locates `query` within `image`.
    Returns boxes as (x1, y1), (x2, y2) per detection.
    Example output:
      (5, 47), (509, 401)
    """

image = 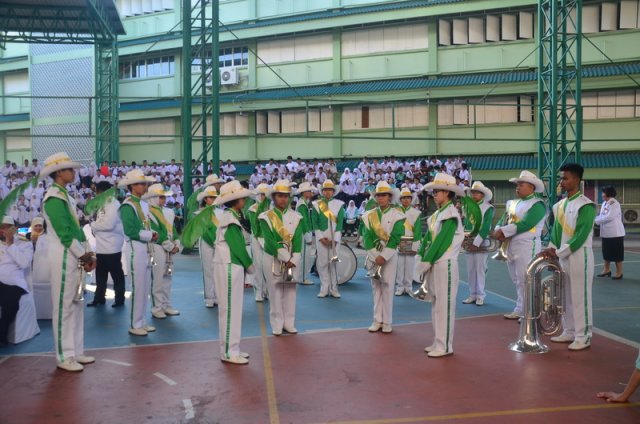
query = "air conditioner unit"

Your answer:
(220, 67), (238, 85)
(623, 209), (640, 224)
